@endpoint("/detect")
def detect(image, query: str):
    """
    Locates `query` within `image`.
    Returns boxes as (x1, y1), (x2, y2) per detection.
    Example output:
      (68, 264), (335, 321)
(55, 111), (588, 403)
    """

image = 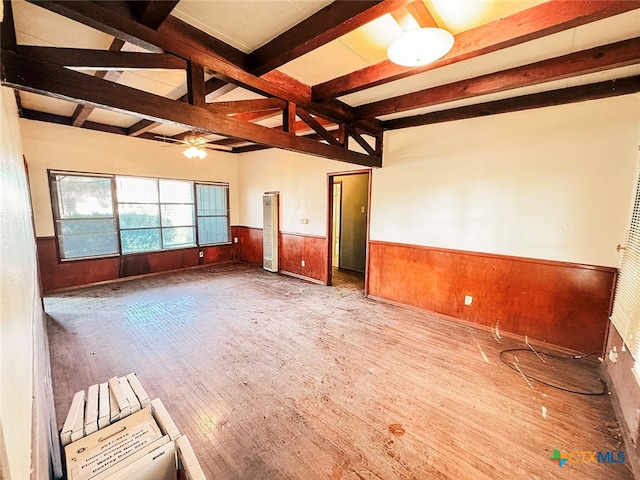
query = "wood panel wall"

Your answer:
(279, 231), (327, 284)
(40, 228), (613, 352)
(37, 226), (240, 292)
(236, 225), (263, 266)
(368, 240), (617, 353)
(235, 226), (327, 284)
